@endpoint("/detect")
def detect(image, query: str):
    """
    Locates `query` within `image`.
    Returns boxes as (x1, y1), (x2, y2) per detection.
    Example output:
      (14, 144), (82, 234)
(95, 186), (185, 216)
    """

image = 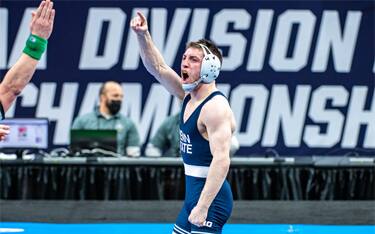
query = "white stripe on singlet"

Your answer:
(174, 224), (190, 234)
(184, 163), (209, 178)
